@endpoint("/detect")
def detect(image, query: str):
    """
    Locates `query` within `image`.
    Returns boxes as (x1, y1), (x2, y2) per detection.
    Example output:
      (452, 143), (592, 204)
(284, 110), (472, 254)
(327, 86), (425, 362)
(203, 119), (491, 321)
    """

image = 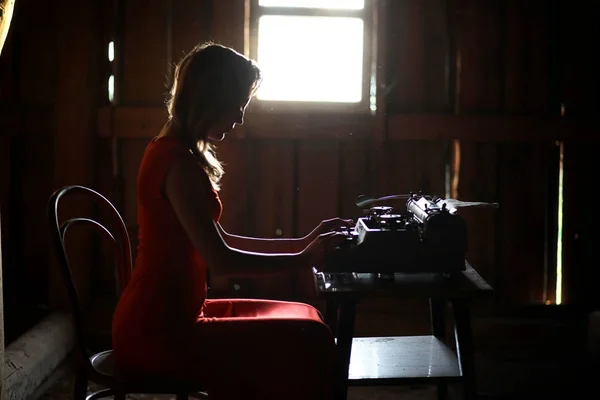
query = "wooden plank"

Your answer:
(3, 135), (22, 321)
(98, 106), (168, 138)
(120, 139), (149, 226)
(217, 139), (251, 236)
(372, 0), (388, 144)
(211, 137), (251, 296)
(0, 135), (10, 283)
(0, 192), (3, 391)
(522, 0), (550, 113)
(93, 136), (124, 210)
(121, 0), (169, 104)
(171, 0), (211, 62)
(93, 136), (129, 294)
(50, 0), (99, 308)
(17, 135), (54, 305)
(99, 107), (372, 139)
(503, 0), (551, 114)
(454, 142), (498, 299)
(419, 0), (451, 112)
(388, 114), (595, 142)
(98, 106), (600, 141)
(386, 0), (425, 112)
(339, 139), (371, 220)
(243, 139), (296, 300)
(248, 140), (295, 239)
(384, 0), (451, 111)
(561, 142), (600, 308)
(556, 1), (600, 119)
(0, 106), (54, 135)
(1, 0), (60, 324)
(377, 140), (447, 199)
(296, 141), (340, 237)
(494, 142), (555, 307)
(453, 0), (502, 113)
(16, 0), (58, 106)
(295, 140), (339, 302)
(502, 0), (525, 113)
(245, 112), (372, 140)
(210, 0), (245, 51)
